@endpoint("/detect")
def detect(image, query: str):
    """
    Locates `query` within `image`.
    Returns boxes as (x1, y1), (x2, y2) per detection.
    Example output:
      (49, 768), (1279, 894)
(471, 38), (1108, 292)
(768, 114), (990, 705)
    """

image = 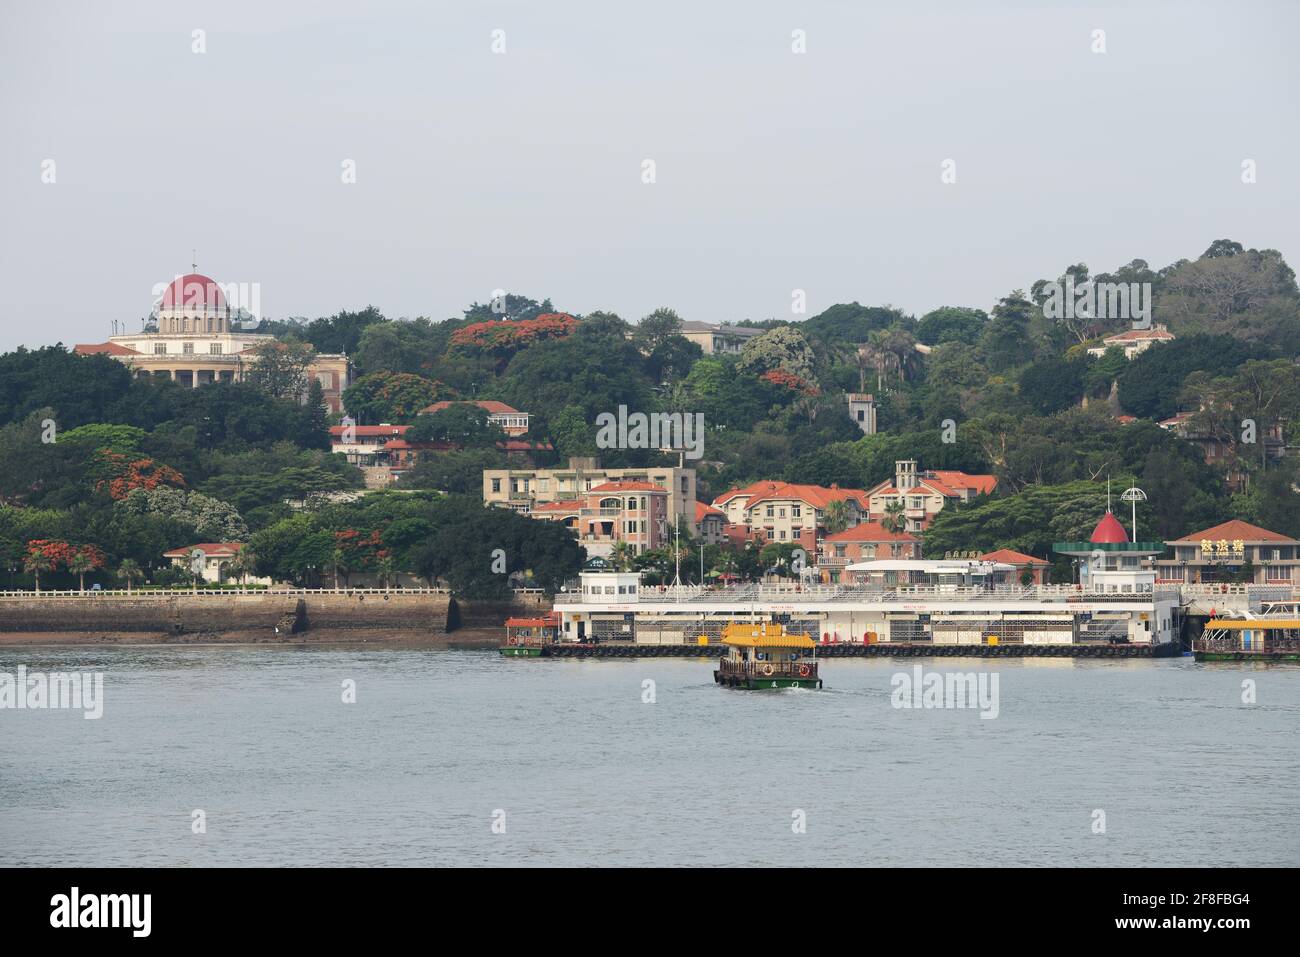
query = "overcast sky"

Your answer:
(2, 0), (1297, 351)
